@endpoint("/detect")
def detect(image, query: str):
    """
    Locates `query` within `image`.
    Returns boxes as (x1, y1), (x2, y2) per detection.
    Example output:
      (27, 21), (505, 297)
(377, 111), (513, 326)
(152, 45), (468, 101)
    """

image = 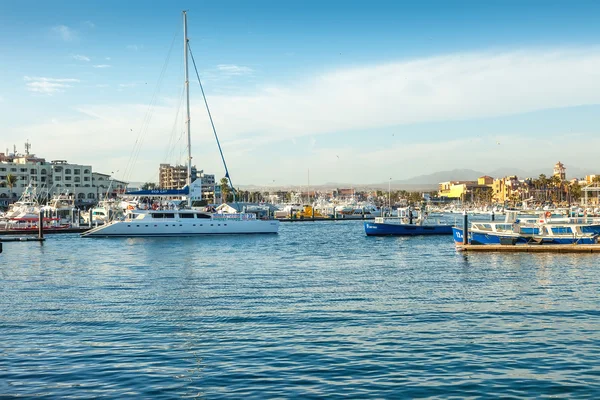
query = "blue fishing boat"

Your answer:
(453, 221), (598, 245)
(365, 207), (453, 236)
